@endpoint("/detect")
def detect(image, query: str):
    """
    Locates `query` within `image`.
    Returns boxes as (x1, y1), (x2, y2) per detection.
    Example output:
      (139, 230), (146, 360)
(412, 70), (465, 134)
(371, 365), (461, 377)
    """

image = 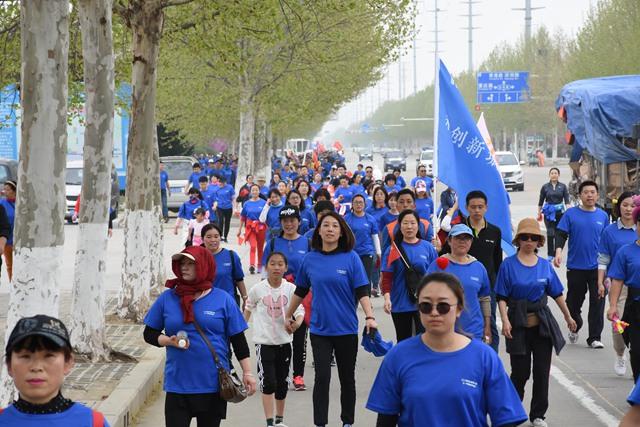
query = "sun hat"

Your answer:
(512, 217), (545, 247)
